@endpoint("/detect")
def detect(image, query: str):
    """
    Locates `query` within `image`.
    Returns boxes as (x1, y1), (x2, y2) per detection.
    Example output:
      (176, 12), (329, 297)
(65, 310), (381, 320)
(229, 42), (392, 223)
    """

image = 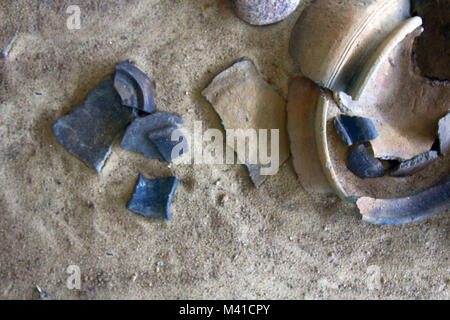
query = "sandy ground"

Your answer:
(0, 0), (448, 300)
